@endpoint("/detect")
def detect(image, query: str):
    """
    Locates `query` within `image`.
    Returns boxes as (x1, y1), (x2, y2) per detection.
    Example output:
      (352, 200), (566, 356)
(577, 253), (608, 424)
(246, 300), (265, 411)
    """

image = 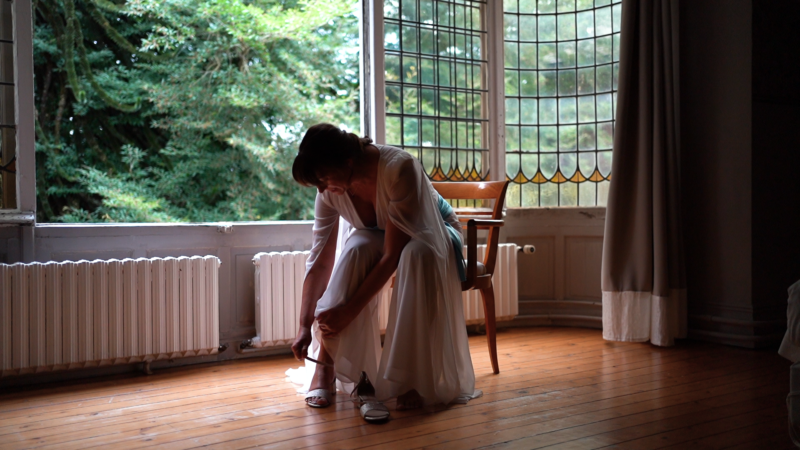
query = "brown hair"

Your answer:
(292, 123), (373, 187)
